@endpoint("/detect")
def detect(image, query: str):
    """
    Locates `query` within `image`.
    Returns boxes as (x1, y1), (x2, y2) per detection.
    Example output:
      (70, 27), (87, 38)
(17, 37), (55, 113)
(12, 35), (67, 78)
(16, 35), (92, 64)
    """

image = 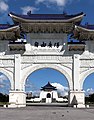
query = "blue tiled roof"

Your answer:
(10, 12), (84, 20)
(0, 24), (17, 30)
(80, 25), (94, 30)
(0, 24), (10, 29)
(41, 82), (56, 90)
